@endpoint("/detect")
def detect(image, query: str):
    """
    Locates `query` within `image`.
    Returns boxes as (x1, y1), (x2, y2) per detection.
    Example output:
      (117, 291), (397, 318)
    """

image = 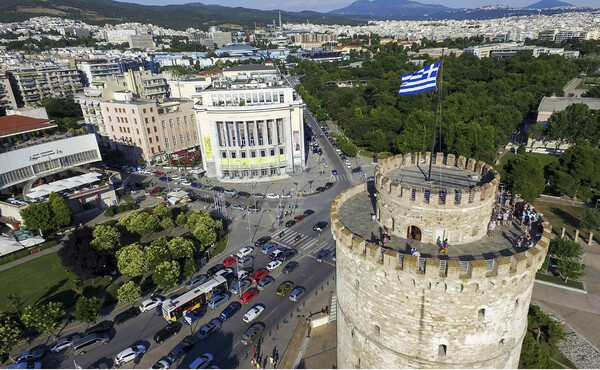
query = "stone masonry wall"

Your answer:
(332, 185), (551, 369)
